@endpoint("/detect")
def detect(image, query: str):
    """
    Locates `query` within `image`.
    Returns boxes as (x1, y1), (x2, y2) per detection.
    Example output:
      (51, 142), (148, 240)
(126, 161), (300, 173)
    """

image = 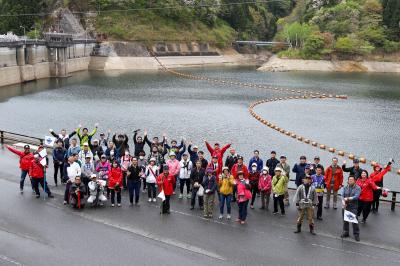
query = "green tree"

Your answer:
(381, 0), (400, 41)
(334, 35), (374, 55)
(303, 32), (326, 56)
